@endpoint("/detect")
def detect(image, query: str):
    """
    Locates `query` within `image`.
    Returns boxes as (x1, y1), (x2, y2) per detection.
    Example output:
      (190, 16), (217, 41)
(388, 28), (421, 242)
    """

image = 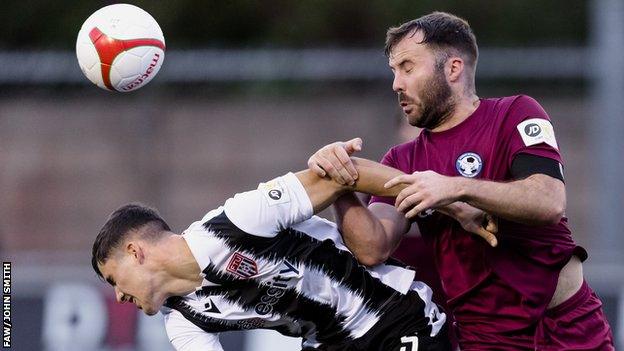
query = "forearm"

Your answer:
(296, 157), (407, 213)
(456, 174), (565, 225)
(349, 157), (407, 196)
(297, 157), (409, 265)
